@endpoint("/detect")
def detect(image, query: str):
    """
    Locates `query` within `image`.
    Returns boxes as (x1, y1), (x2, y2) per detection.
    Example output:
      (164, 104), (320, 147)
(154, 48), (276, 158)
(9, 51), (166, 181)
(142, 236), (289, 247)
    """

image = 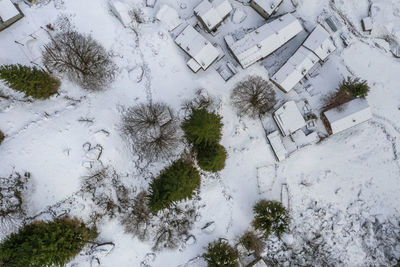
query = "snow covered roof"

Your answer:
(175, 24), (220, 70)
(0, 0), (20, 23)
(194, 0), (232, 32)
(225, 13), (303, 68)
(156, 4), (183, 31)
(252, 259), (269, 267)
(271, 46), (319, 92)
(267, 131), (287, 161)
(324, 98), (372, 134)
(109, 0), (131, 27)
(302, 24), (336, 61)
(251, 0), (282, 18)
(273, 101), (306, 136)
(362, 17), (373, 31)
